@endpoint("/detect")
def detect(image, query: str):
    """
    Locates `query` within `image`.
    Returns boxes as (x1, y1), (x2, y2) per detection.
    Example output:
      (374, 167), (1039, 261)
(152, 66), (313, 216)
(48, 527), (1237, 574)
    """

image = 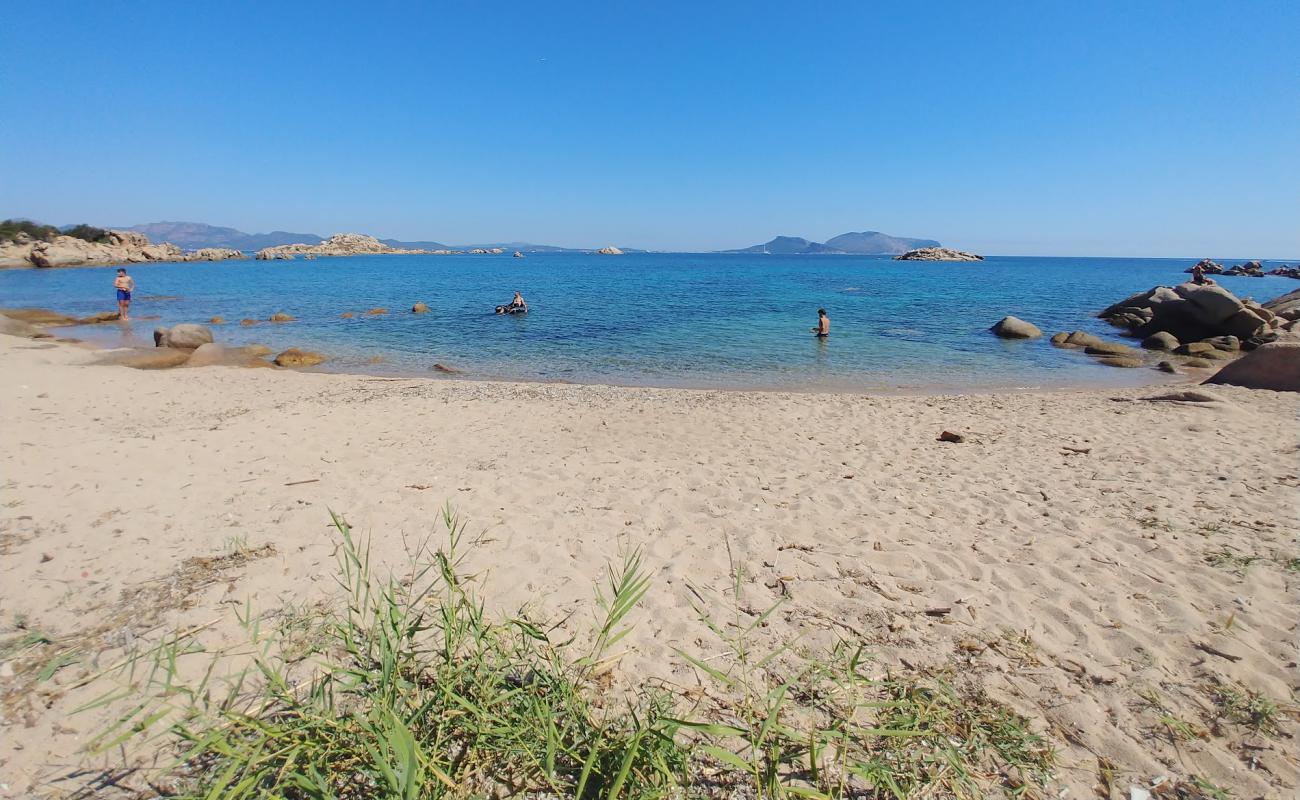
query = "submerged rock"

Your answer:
(273, 348), (328, 368)
(209, 316), (225, 325)
(0, 313), (50, 339)
(366, 308), (388, 315)
(0, 307), (80, 325)
(990, 316), (1042, 339)
(1084, 341), (1138, 357)
(153, 323), (214, 350)
(77, 311), (122, 324)
(1065, 331), (1104, 348)
(269, 312), (295, 322)
(1141, 331), (1179, 351)
(1096, 356), (1143, 368)
(96, 347), (193, 369)
(412, 302), (429, 314)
